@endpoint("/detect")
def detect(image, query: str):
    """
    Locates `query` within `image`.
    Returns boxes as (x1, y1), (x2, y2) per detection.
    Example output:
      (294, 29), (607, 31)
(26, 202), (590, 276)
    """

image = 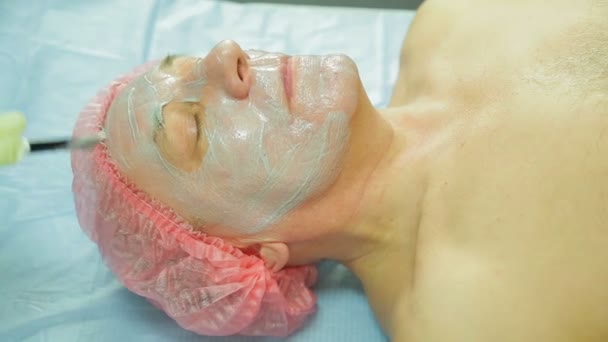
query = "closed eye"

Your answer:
(193, 110), (201, 142)
(189, 103), (204, 144)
